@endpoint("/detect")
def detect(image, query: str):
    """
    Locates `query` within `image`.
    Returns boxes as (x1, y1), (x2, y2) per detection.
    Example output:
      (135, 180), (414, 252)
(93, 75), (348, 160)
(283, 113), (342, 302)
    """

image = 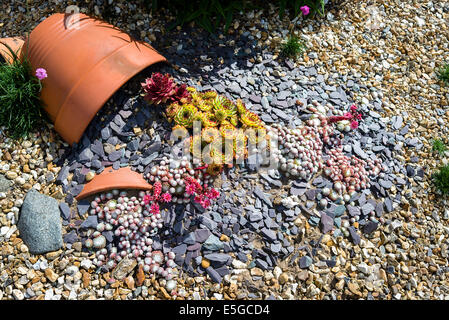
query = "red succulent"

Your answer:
(141, 73), (176, 105)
